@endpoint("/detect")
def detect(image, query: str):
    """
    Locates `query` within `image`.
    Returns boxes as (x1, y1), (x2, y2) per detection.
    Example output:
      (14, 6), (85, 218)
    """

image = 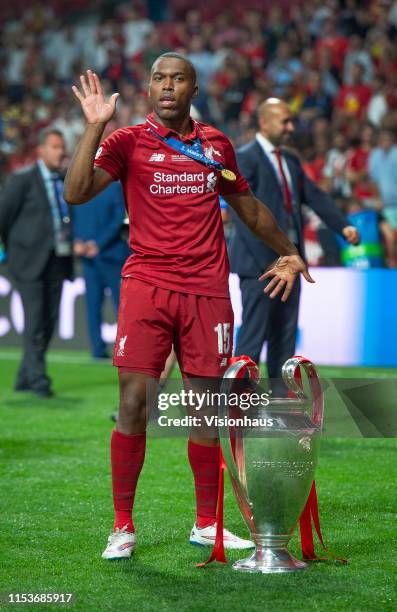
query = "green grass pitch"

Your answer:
(0, 348), (395, 611)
